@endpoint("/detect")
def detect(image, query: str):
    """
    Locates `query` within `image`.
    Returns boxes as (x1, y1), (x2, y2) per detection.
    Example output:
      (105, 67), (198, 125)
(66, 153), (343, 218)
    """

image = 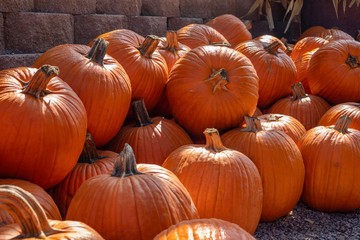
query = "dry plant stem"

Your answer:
(205, 68), (229, 93)
(163, 31), (180, 53)
(23, 65), (58, 98)
(78, 132), (106, 163)
(132, 99), (154, 127)
(291, 82), (307, 100)
(112, 143), (142, 177)
(138, 35), (160, 58)
(265, 41), (281, 55)
(204, 128), (226, 152)
(333, 115), (352, 133)
(346, 55), (360, 68)
(243, 116), (263, 132)
(87, 38), (109, 66)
